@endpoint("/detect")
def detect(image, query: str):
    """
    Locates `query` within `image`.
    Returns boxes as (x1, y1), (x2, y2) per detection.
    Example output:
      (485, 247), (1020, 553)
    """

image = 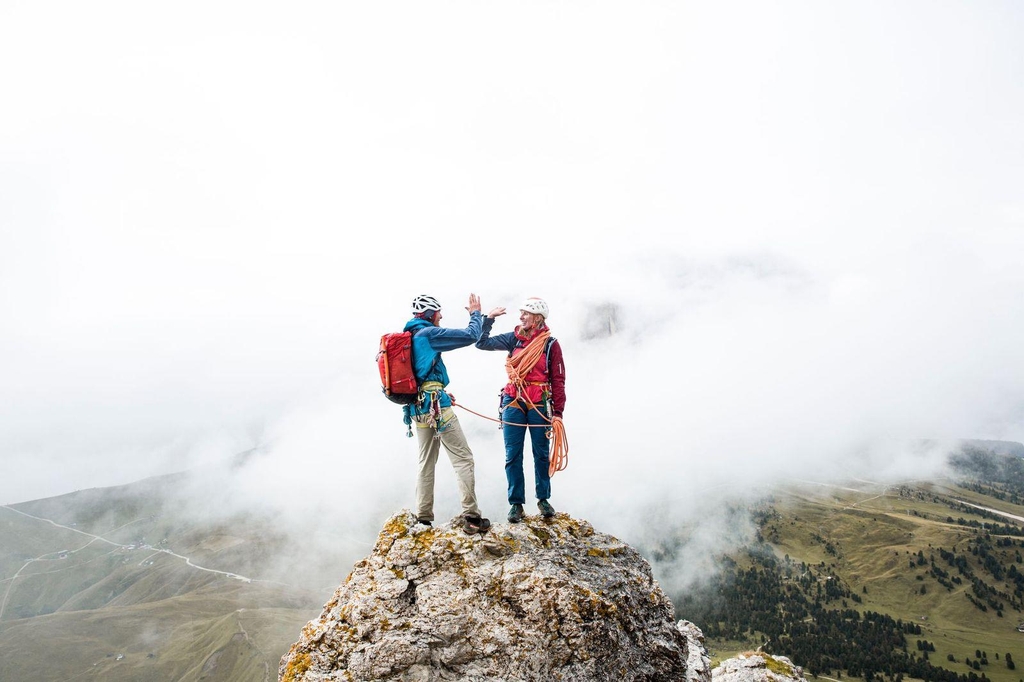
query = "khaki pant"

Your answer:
(414, 408), (480, 522)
